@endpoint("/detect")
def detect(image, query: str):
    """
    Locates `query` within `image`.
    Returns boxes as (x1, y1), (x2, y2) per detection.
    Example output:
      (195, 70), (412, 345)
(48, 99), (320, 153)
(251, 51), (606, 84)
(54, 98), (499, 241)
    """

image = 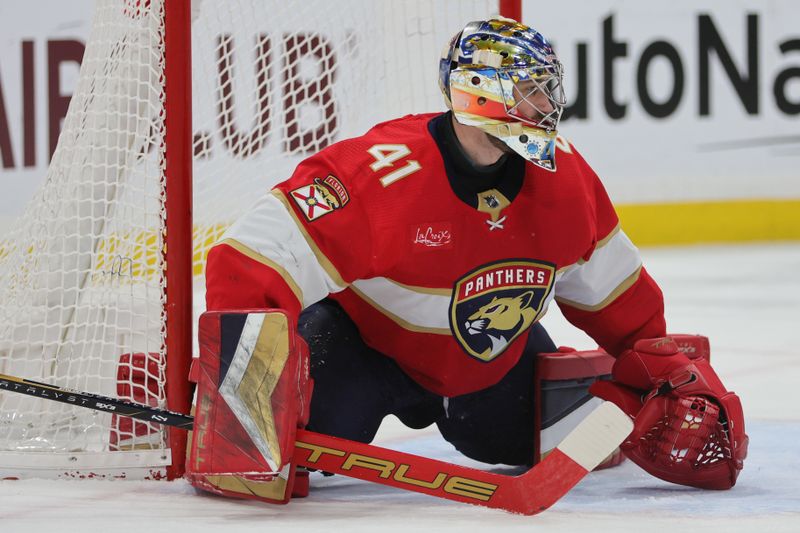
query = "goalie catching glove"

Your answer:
(590, 336), (748, 490)
(186, 310), (312, 503)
